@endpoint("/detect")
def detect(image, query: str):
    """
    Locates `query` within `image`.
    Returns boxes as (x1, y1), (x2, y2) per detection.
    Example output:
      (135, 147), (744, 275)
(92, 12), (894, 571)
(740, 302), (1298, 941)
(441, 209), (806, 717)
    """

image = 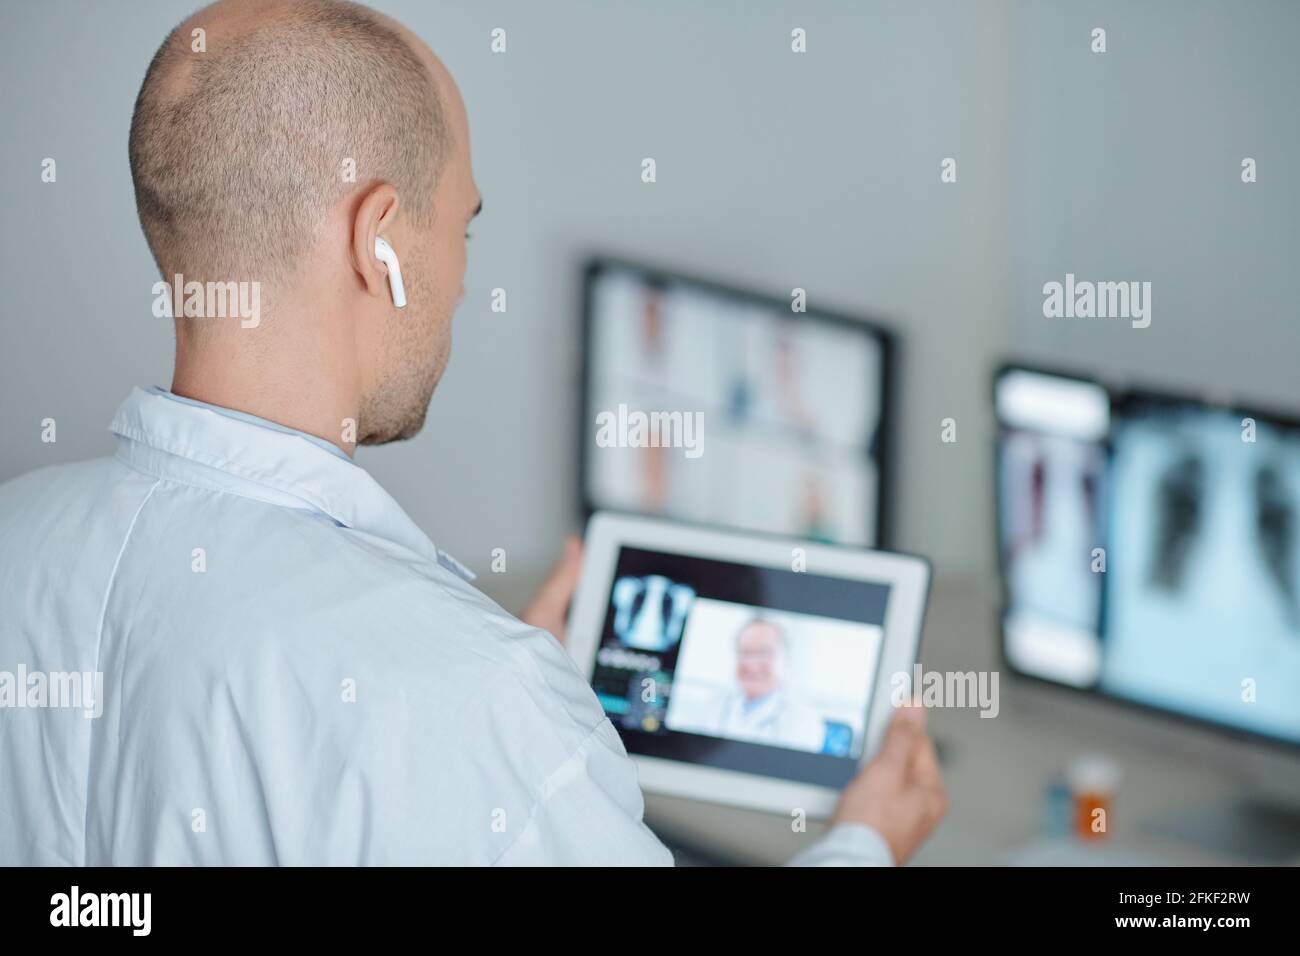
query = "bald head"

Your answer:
(129, 0), (448, 286)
